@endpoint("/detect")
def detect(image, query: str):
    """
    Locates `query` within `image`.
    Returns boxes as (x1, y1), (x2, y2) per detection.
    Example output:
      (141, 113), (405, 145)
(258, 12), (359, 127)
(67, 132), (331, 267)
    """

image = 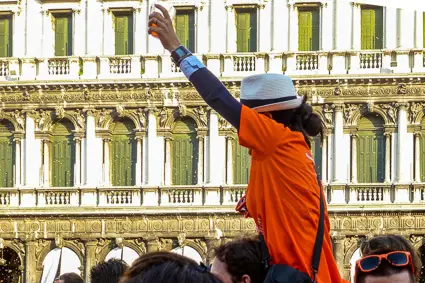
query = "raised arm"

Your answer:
(148, 4), (242, 129)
